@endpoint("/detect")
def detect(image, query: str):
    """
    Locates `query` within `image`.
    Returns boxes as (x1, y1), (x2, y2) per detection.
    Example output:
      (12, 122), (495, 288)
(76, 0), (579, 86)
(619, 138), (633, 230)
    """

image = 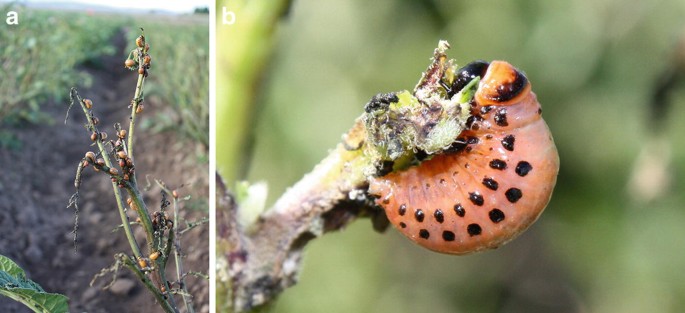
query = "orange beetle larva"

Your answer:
(369, 61), (559, 255)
